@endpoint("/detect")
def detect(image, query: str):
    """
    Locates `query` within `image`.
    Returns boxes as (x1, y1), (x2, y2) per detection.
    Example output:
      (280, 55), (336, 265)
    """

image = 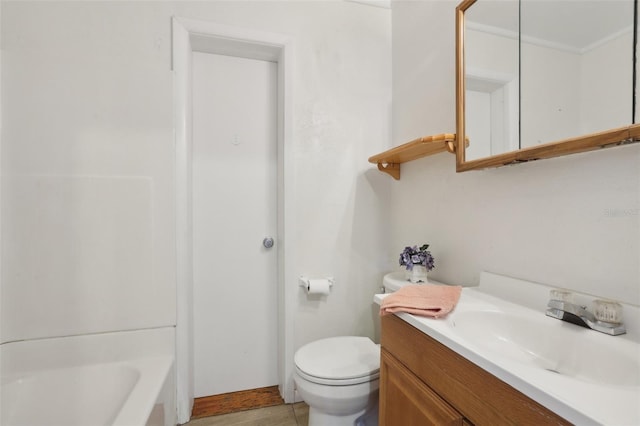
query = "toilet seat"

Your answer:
(294, 336), (380, 386)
